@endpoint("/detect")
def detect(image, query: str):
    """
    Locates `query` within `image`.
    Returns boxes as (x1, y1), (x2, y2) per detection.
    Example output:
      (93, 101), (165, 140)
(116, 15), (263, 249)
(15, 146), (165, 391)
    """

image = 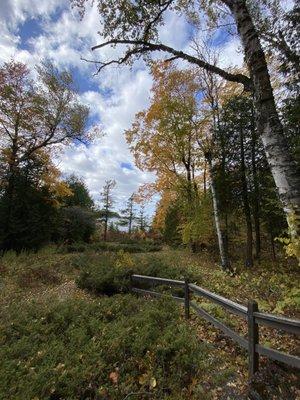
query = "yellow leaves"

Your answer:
(115, 250), (134, 269)
(54, 363), (65, 371)
(138, 373), (157, 389)
(98, 386), (108, 396)
(150, 377), (157, 389)
(125, 61), (203, 189)
(138, 373), (148, 385)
